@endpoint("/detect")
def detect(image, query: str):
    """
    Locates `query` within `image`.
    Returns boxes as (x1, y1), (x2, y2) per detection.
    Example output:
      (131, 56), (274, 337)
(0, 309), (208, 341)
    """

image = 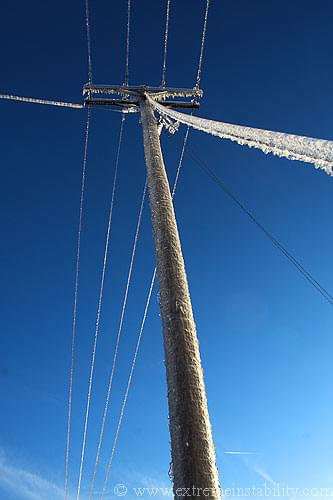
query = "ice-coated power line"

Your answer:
(161, 0), (171, 87)
(0, 93), (83, 108)
(85, 0), (93, 83)
(150, 96), (333, 176)
(64, 108), (91, 500)
(100, 269), (156, 500)
(89, 180), (147, 500)
(172, 126), (190, 197)
(196, 0), (210, 88)
(76, 115), (126, 500)
(124, 0), (131, 85)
